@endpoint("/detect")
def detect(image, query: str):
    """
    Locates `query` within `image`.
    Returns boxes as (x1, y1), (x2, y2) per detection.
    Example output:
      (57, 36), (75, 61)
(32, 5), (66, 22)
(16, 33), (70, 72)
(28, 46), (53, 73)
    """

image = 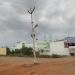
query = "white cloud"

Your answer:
(0, 0), (75, 46)
(19, 14), (31, 23)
